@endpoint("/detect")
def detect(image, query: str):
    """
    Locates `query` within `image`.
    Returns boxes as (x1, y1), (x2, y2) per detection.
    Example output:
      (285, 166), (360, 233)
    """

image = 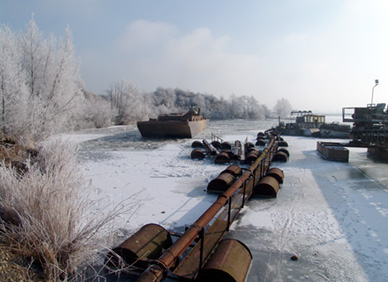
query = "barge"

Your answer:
(137, 108), (208, 138)
(276, 110), (350, 138)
